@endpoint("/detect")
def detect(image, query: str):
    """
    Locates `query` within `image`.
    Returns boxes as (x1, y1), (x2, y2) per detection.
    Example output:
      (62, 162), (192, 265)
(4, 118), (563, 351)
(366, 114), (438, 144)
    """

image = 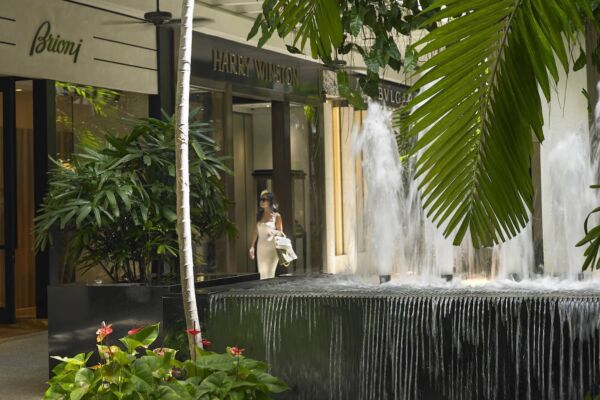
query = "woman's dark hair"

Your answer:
(257, 191), (278, 221)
